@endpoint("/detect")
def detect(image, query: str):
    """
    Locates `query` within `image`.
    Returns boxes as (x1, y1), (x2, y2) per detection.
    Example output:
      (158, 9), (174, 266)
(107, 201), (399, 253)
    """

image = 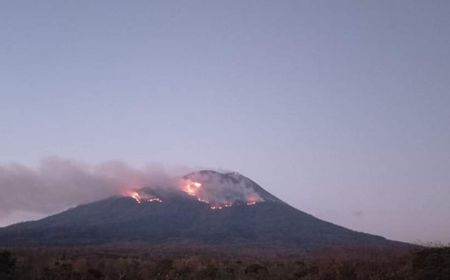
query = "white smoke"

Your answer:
(0, 157), (190, 226)
(183, 171), (264, 206)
